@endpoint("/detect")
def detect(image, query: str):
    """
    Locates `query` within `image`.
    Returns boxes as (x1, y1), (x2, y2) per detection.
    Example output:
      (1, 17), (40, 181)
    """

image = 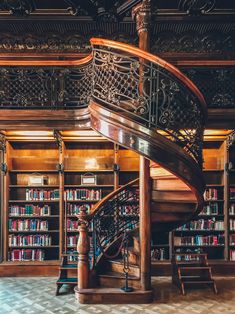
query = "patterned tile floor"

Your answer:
(0, 277), (235, 314)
